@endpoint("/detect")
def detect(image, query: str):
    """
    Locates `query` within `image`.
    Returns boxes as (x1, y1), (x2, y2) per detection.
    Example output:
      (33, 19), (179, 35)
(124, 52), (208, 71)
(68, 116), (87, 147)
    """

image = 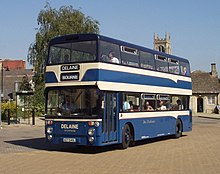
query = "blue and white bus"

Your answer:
(45, 33), (192, 149)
